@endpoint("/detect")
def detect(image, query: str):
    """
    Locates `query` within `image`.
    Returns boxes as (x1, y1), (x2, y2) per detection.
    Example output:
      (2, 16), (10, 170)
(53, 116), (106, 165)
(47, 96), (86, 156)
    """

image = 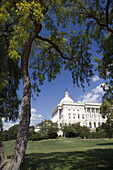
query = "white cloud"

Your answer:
(92, 75), (100, 82)
(78, 83), (105, 103)
(92, 83), (105, 94)
(3, 108), (44, 130)
(31, 108), (37, 113)
(30, 108), (44, 126)
(3, 119), (19, 130)
(82, 94), (100, 103)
